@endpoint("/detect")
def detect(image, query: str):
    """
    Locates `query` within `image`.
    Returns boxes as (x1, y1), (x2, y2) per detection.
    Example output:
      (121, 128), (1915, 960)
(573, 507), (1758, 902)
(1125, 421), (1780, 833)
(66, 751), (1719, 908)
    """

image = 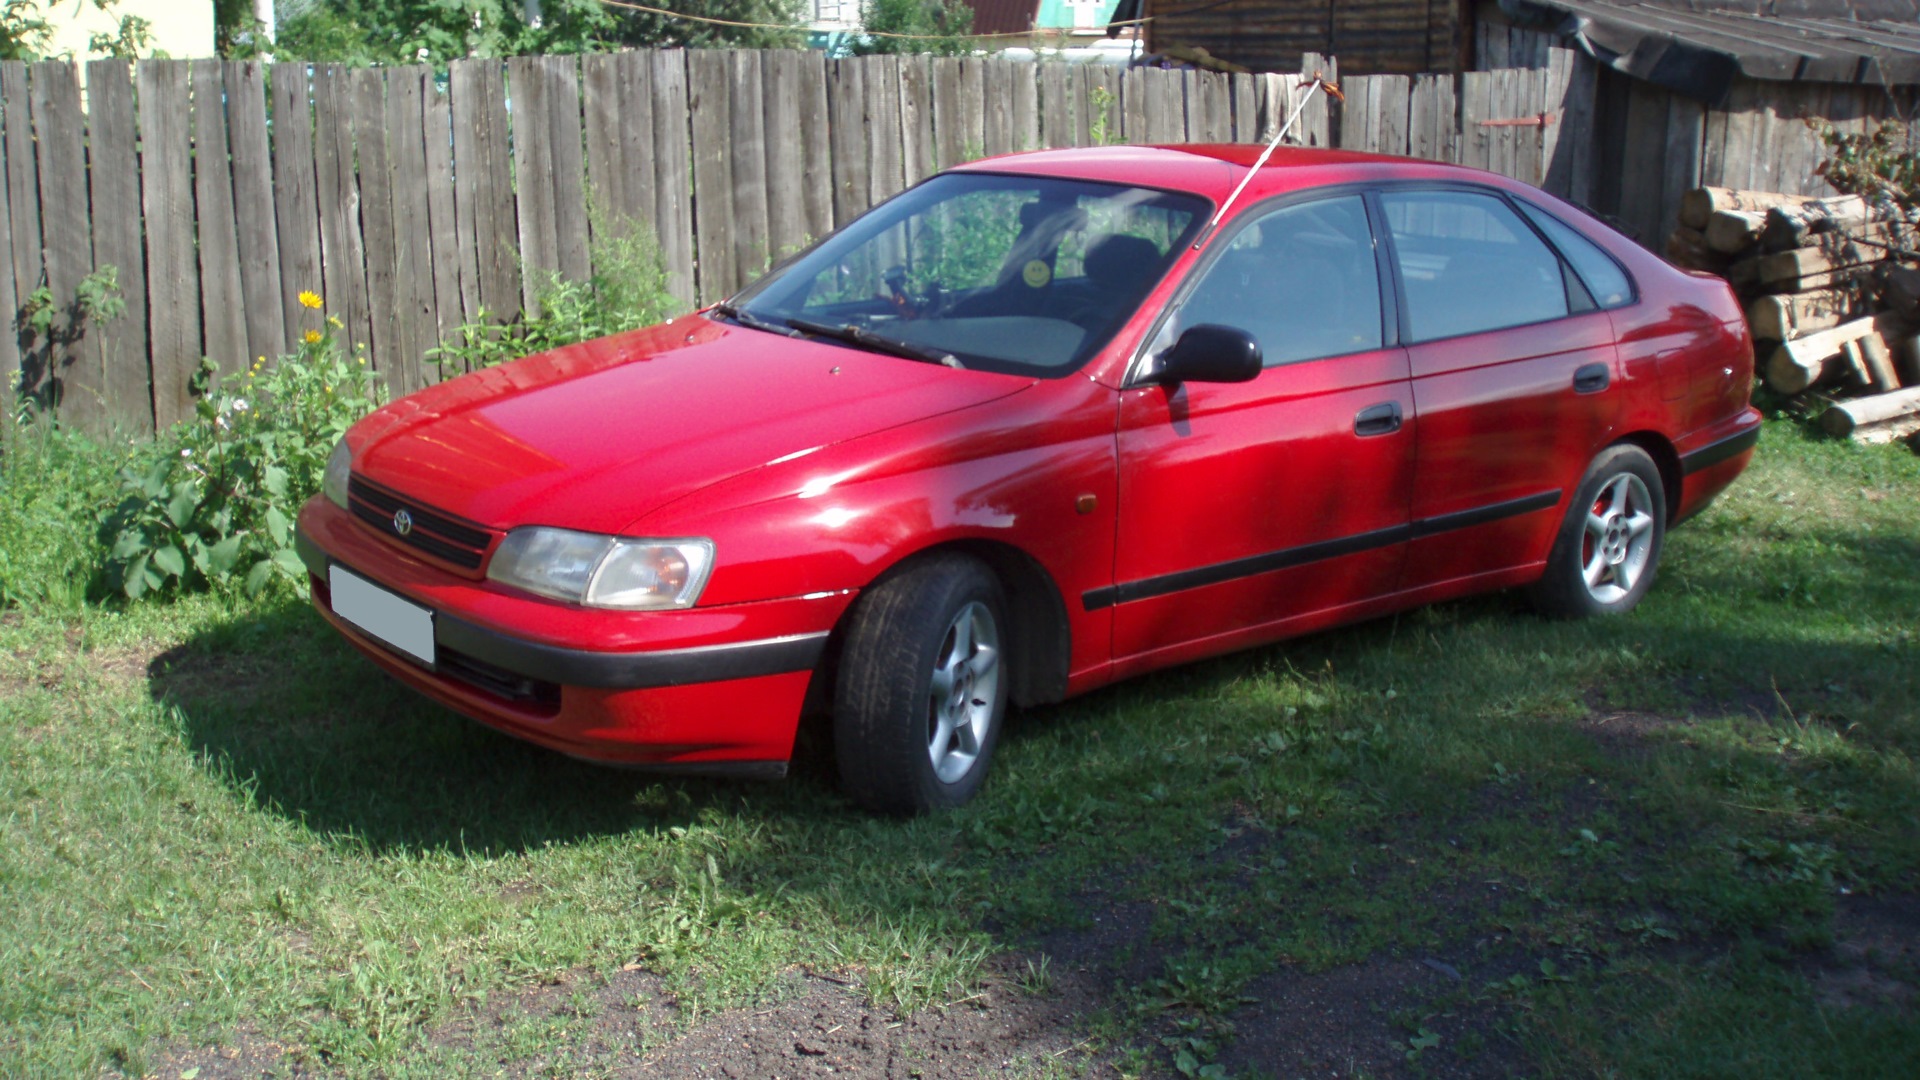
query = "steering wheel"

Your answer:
(881, 266), (946, 320)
